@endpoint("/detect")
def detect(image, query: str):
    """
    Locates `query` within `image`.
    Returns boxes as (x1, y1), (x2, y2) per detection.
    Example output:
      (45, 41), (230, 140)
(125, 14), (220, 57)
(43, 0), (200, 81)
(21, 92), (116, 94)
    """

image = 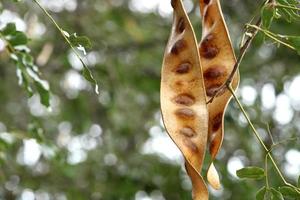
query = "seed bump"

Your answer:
(175, 62), (191, 74)
(174, 94), (195, 106)
(171, 39), (187, 55)
(212, 112), (223, 132)
(200, 34), (219, 59)
(180, 127), (196, 137)
(175, 108), (195, 118)
(184, 139), (198, 153)
(204, 66), (226, 80)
